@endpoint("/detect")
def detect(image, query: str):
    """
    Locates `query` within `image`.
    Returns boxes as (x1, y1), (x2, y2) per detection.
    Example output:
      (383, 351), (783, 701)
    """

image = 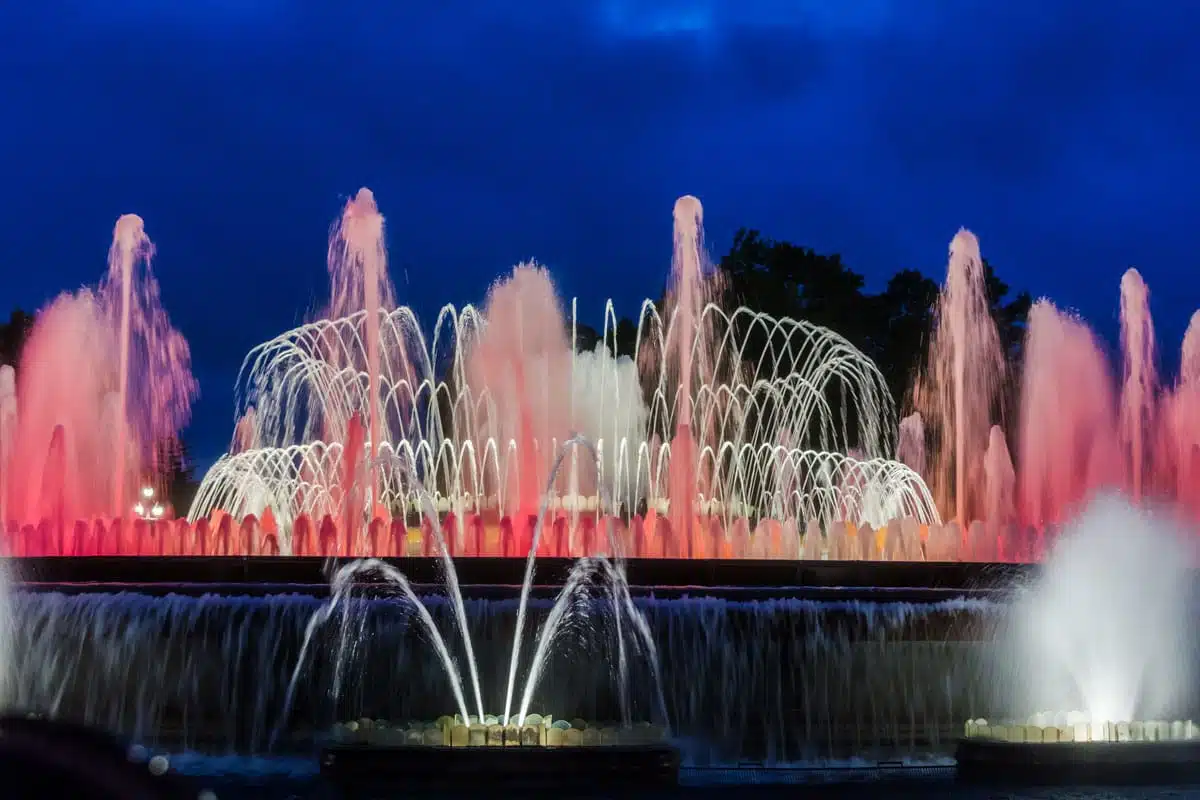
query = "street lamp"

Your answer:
(133, 486), (164, 521)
